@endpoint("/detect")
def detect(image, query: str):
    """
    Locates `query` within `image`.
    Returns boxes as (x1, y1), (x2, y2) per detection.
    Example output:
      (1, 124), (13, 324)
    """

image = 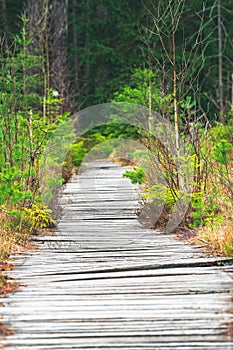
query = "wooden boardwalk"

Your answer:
(1, 160), (233, 349)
